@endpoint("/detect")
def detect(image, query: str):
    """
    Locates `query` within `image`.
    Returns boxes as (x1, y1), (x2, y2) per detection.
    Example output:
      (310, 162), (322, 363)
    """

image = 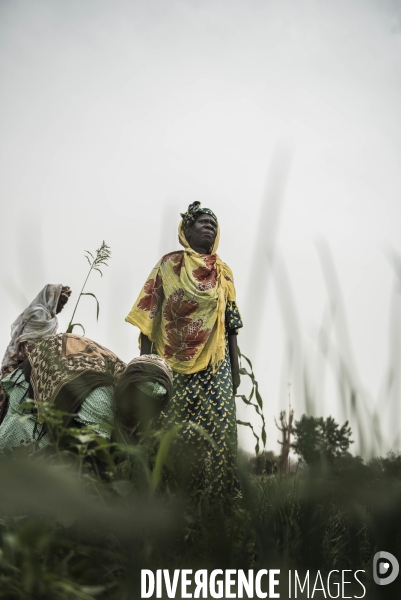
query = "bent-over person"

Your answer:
(0, 334), (173, 465)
